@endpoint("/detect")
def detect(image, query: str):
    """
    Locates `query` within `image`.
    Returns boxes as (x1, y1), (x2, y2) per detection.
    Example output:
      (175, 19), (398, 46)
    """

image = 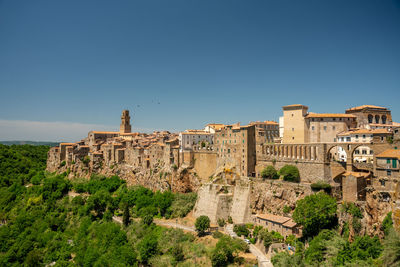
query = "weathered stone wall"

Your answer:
(255, 161), (330, 183)
(230, 184), (252, 224)
(193, 152), (217, 182)
(193, 184), (234, 223)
